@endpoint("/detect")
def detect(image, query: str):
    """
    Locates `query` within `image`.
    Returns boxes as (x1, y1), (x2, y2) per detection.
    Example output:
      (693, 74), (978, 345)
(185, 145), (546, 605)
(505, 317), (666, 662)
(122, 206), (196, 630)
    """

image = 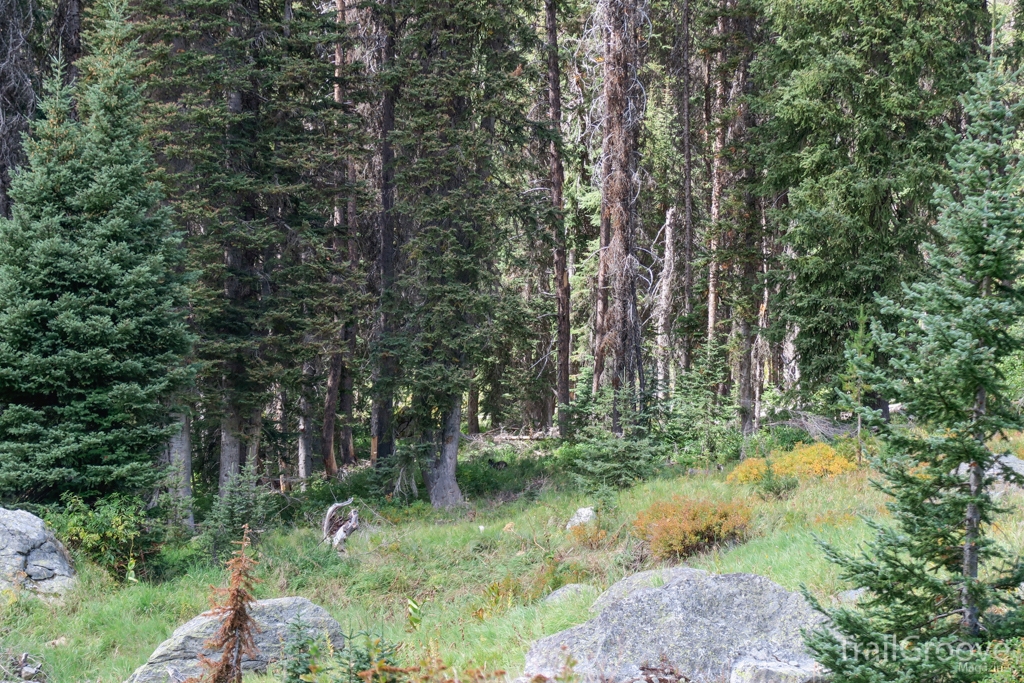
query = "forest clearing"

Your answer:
(3, 437), (898, 682)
